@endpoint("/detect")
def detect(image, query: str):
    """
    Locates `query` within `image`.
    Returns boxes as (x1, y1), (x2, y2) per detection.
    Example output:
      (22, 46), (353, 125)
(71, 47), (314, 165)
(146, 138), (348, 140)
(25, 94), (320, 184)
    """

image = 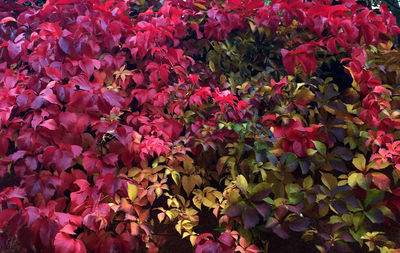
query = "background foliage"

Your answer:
(1, 0), (400, 252)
